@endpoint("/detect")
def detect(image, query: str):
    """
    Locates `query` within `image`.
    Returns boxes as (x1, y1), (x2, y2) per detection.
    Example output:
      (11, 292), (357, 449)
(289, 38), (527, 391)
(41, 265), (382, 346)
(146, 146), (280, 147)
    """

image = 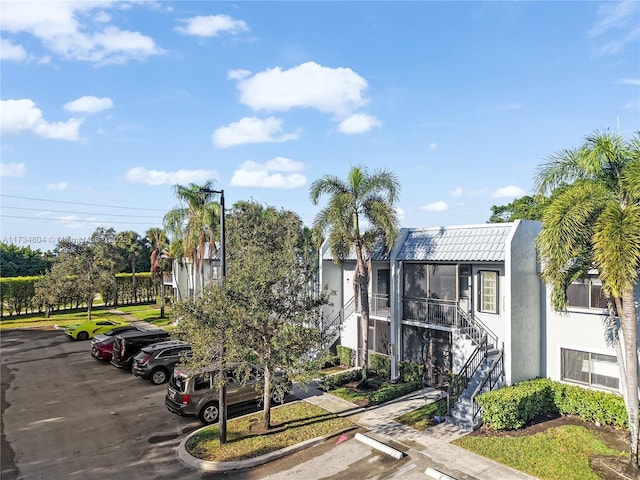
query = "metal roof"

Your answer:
(322, 242), (390, 262)
(396, 224), (514, 262)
